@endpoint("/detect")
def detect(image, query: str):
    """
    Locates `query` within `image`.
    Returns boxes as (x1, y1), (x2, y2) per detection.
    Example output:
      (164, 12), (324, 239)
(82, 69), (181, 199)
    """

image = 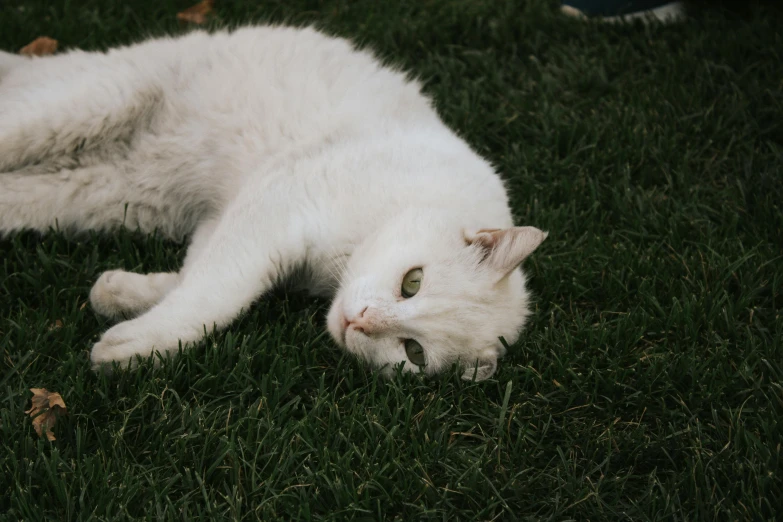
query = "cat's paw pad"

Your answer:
(90, 270), (151, 320)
